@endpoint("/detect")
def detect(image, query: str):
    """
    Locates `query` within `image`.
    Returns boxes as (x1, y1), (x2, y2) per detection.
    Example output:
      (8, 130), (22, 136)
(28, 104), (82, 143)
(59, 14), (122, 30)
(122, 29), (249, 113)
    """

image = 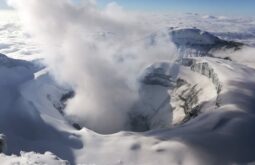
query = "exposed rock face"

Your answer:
(181, 58), (222, 94)
(128, 112), (150, 132)
(0, 134), (6, 153)
(191, 62), (222, 94)
(46, 90), (81, 130)
(141, 64), (176, 88)
(181, 58), (222, 107)
(47, 90), (75, 116)
(60, 91), (75, 103)
(142, 71), (174, 87)
(180, 58), (196, 67)
(171, 79), (202, 125)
